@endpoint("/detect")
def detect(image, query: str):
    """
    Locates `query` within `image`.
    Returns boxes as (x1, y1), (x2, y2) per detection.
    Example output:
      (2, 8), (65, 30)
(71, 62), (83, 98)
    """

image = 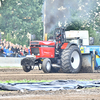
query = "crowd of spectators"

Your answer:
(0, 39), (30, 57)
